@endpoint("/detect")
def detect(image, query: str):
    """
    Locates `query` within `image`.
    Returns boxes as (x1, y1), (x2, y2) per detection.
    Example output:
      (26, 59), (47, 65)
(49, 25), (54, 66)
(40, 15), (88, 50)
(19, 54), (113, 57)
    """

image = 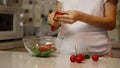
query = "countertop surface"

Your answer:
(0, 51), (120, 68)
